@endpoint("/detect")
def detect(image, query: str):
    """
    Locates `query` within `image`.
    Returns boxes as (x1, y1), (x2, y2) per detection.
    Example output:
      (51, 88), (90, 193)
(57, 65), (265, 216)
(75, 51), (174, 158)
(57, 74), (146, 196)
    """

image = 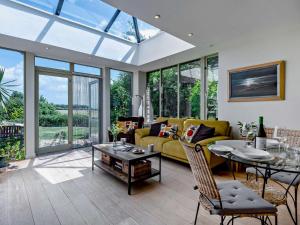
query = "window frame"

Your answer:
(146, 53), (218, 119)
